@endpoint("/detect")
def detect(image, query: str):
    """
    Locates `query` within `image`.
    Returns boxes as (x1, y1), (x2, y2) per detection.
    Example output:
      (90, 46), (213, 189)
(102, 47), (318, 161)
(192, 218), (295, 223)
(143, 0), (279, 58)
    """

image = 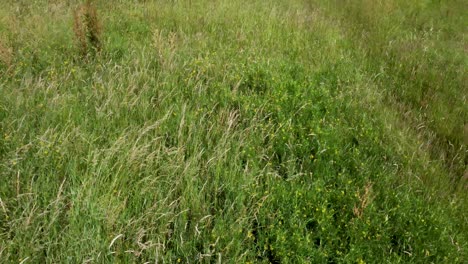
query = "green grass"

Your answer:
(0, 0), (466, 263)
